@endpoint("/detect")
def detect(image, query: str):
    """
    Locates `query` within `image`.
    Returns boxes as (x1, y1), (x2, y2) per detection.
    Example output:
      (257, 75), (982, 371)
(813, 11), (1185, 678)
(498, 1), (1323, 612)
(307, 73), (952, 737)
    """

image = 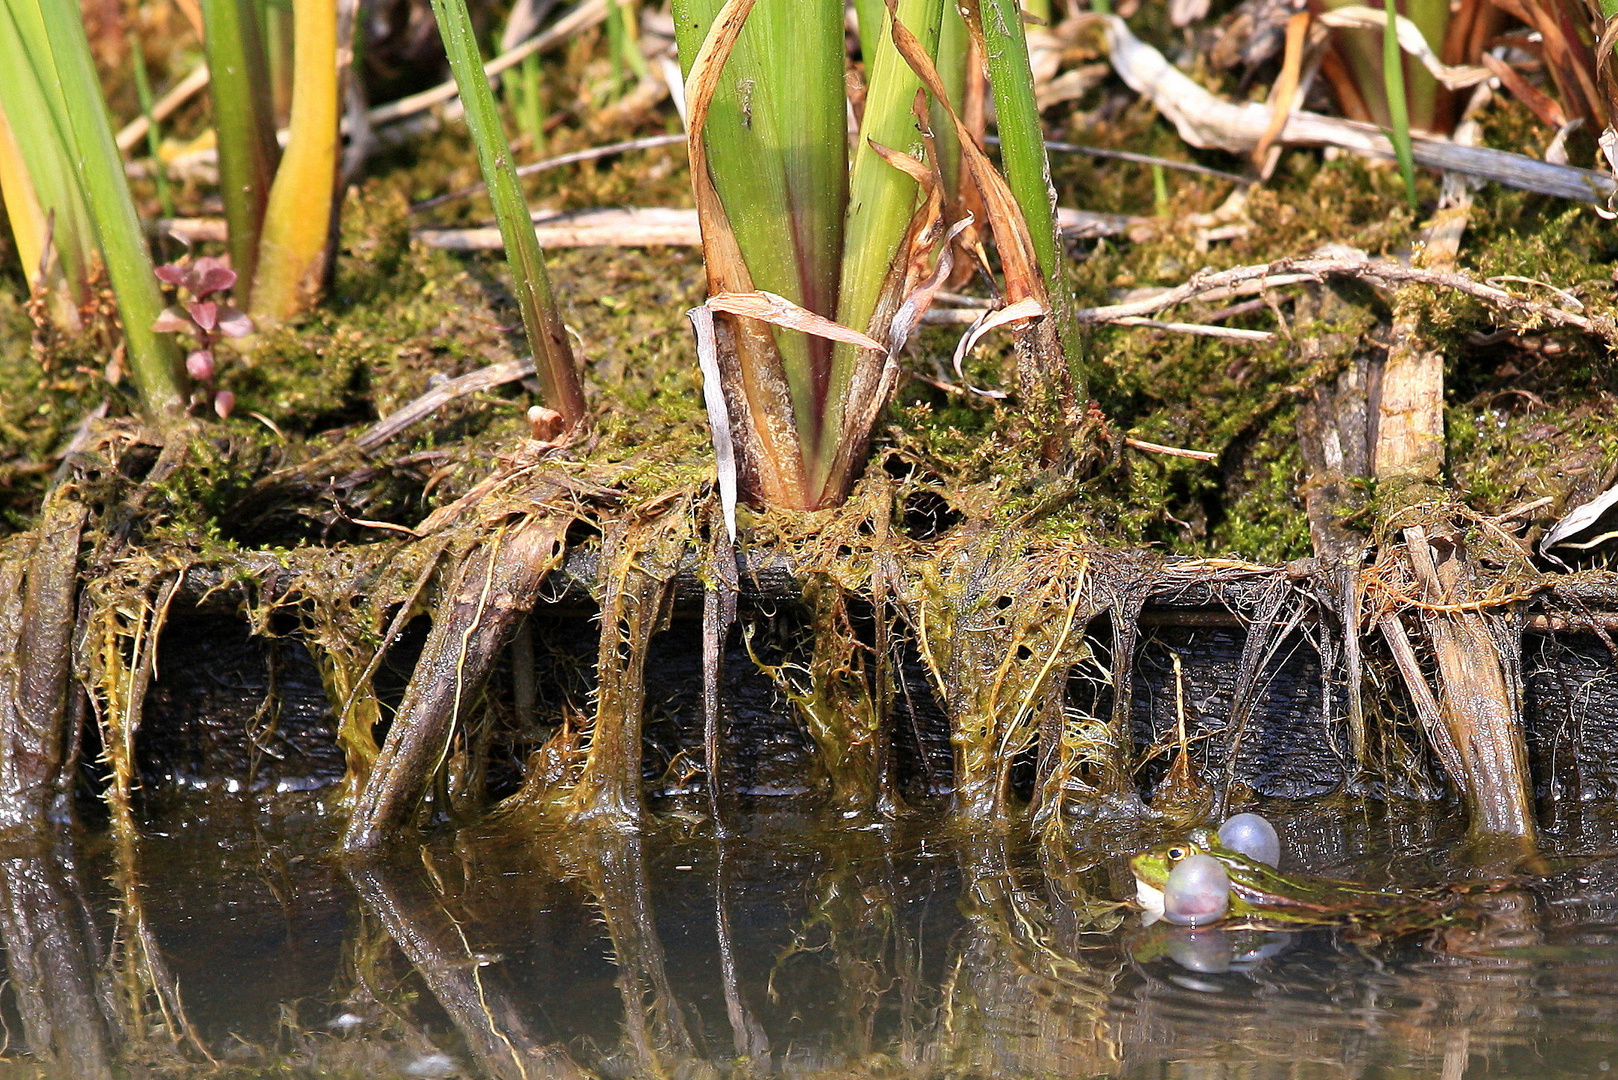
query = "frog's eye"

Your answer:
(1166, 846), (1188, 862)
